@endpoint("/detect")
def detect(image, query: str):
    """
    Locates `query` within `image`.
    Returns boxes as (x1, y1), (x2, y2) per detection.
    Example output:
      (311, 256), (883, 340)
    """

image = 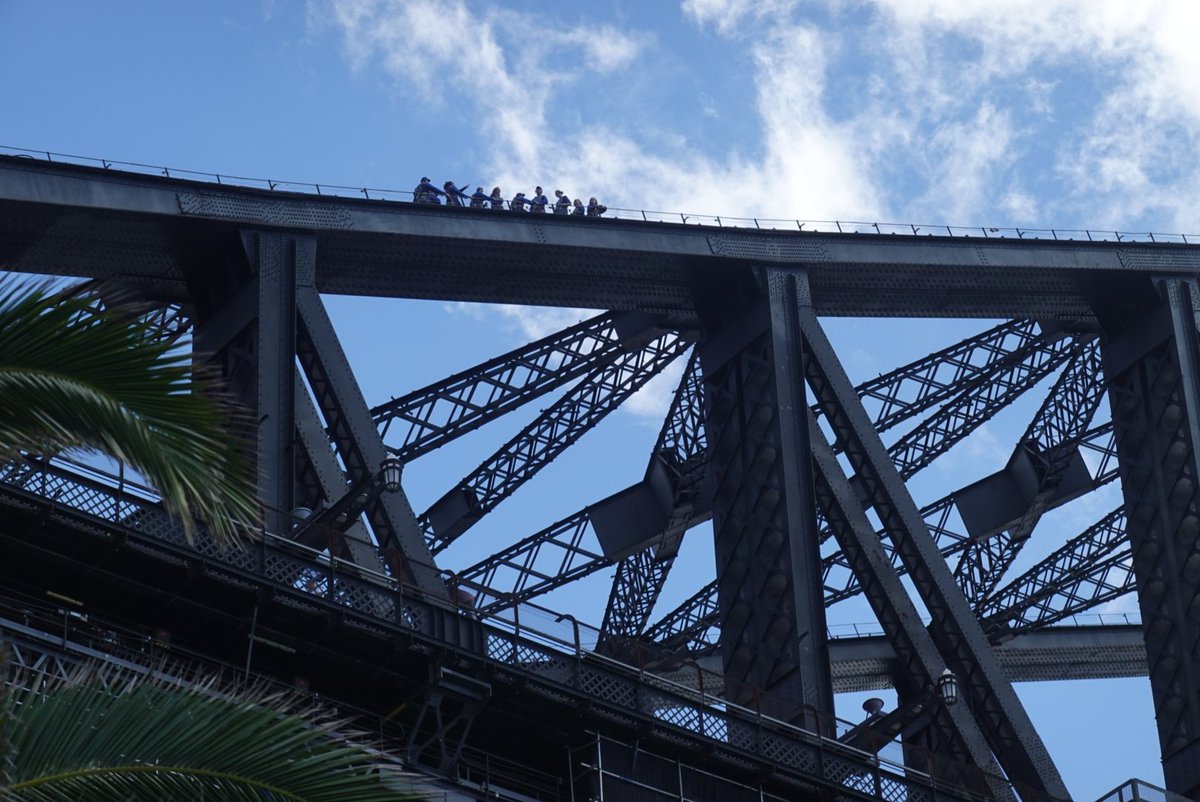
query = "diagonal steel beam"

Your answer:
(295, 286), (445, 596)
(953, 341), (1107, 604)
(794, 288), (1069, 799)
(886, 334), (1080, 479)
(600, 352), (706, 639)
(646, 422), (1120, 660)
(456, 506), (601, 610)
(423, 332), (691, 553)
(460, 351), (707, 617)
(807, 406), (1009, 797)
(371, 311), (661, 461)
(854, 318), (1043, 431)
(979, 507), (1132, 638)
(633, 320), (1058, 642)
(291, 371), (384, 571)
